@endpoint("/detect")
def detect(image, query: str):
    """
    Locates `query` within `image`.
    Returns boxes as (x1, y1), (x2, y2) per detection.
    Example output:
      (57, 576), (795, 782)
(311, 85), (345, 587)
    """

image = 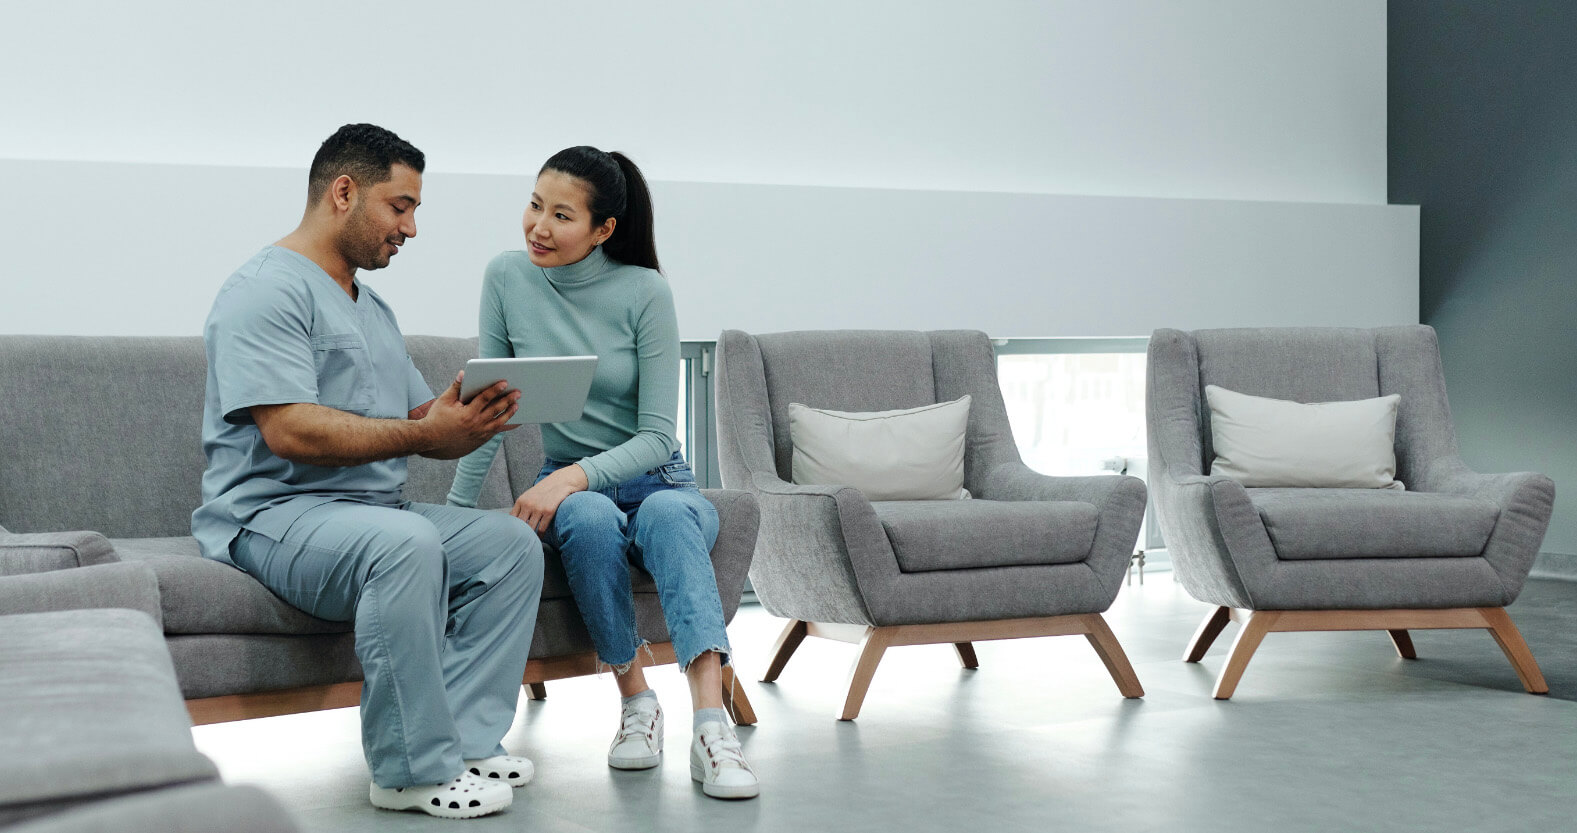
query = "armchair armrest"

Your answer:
(0, 530), (120, 577)
(1415, 459), (1554, 601)
(978, 462), (1147, 593)
(744, 472), (896, 625)
(0, 561), (162, 627)
(697, 488), (760, 622)
(1154, 473), (1279, 609)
